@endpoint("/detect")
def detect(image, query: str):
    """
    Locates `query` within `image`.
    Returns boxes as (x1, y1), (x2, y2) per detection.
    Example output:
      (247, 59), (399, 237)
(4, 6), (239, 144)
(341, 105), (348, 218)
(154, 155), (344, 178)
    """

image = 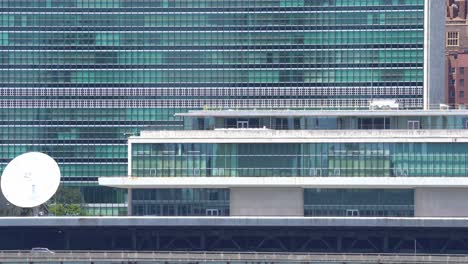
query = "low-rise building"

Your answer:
(100, 110), (468, 218)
